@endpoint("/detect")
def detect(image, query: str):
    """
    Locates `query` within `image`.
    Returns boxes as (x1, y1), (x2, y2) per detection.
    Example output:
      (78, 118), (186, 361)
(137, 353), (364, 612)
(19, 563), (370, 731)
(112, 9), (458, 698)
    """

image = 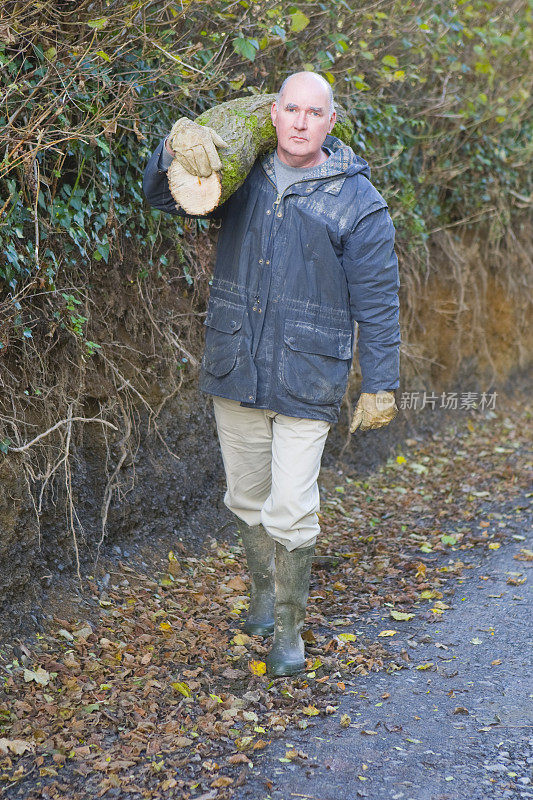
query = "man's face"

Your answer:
(271, 75), (336, 168)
